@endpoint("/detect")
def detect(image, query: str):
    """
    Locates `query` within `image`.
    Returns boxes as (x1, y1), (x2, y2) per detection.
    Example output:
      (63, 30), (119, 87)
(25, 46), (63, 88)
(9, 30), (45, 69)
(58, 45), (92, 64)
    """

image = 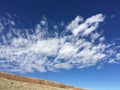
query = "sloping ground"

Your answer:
(0, 72), (85, 90)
